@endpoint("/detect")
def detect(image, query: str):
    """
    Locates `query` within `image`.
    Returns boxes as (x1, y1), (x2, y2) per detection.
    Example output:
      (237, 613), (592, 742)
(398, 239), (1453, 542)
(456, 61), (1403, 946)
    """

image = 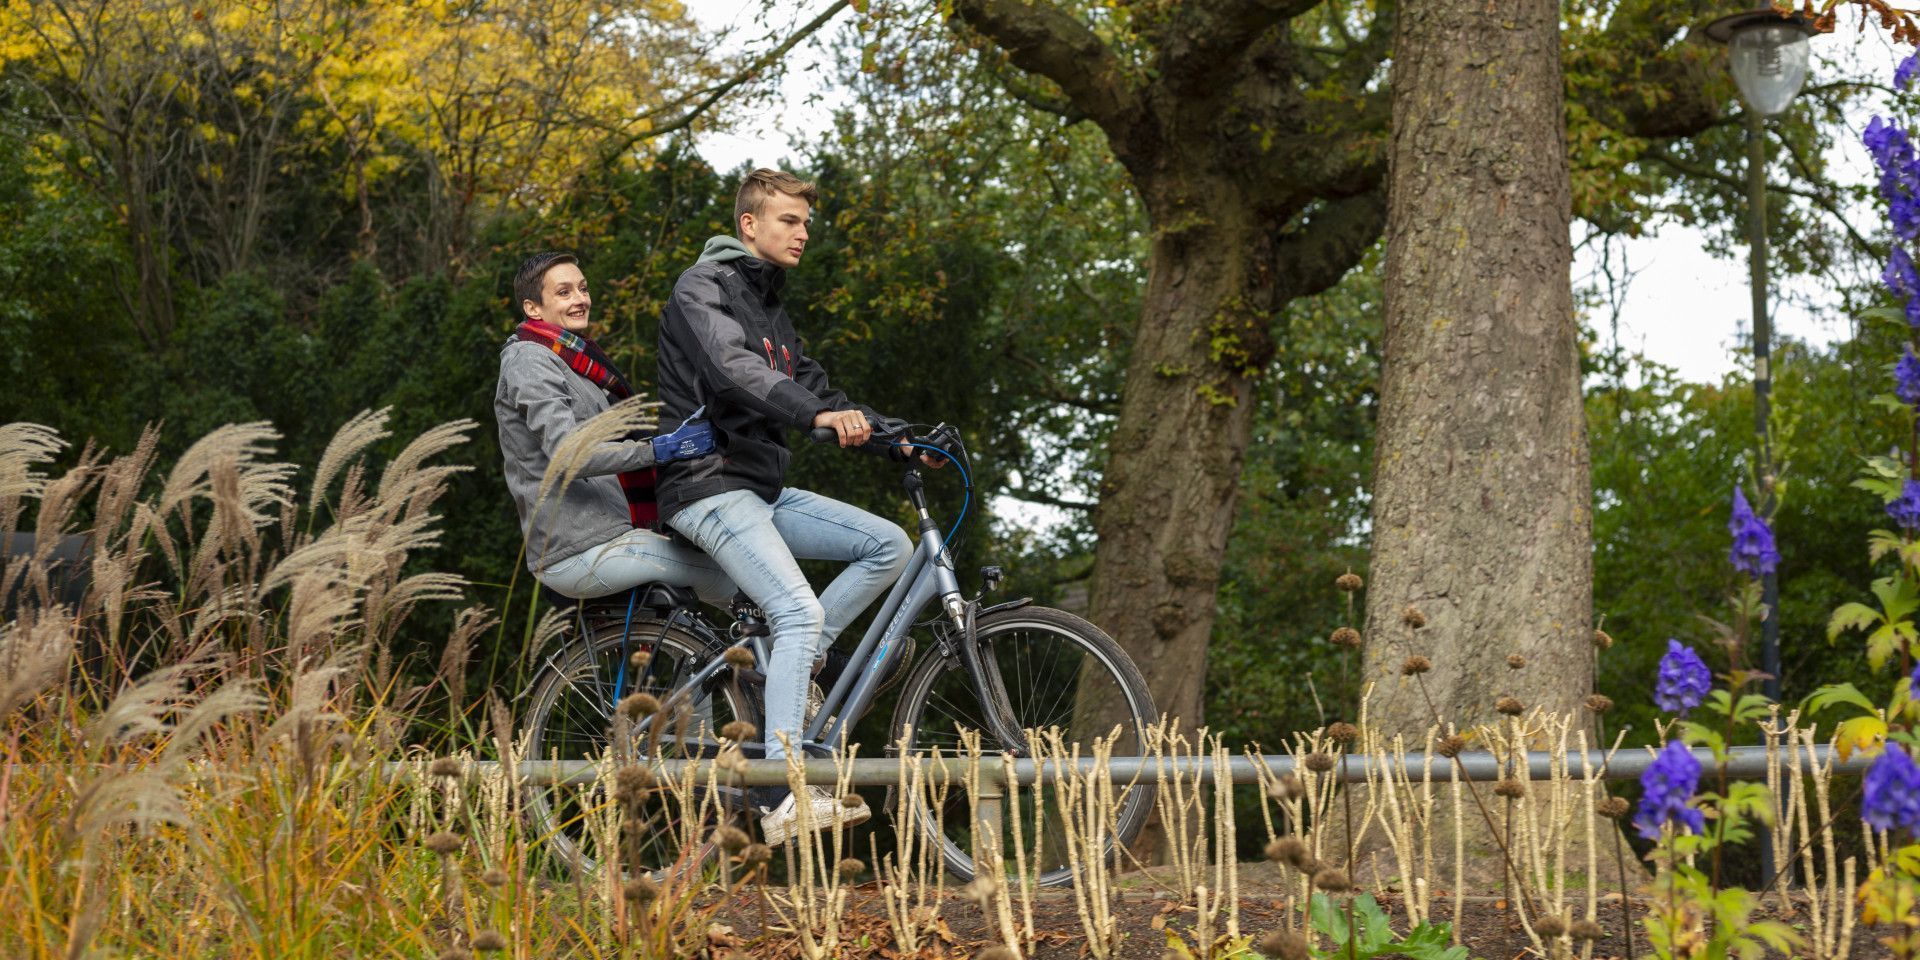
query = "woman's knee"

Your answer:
(767, 595), (827, 652)
(872, 523), (912, 576)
